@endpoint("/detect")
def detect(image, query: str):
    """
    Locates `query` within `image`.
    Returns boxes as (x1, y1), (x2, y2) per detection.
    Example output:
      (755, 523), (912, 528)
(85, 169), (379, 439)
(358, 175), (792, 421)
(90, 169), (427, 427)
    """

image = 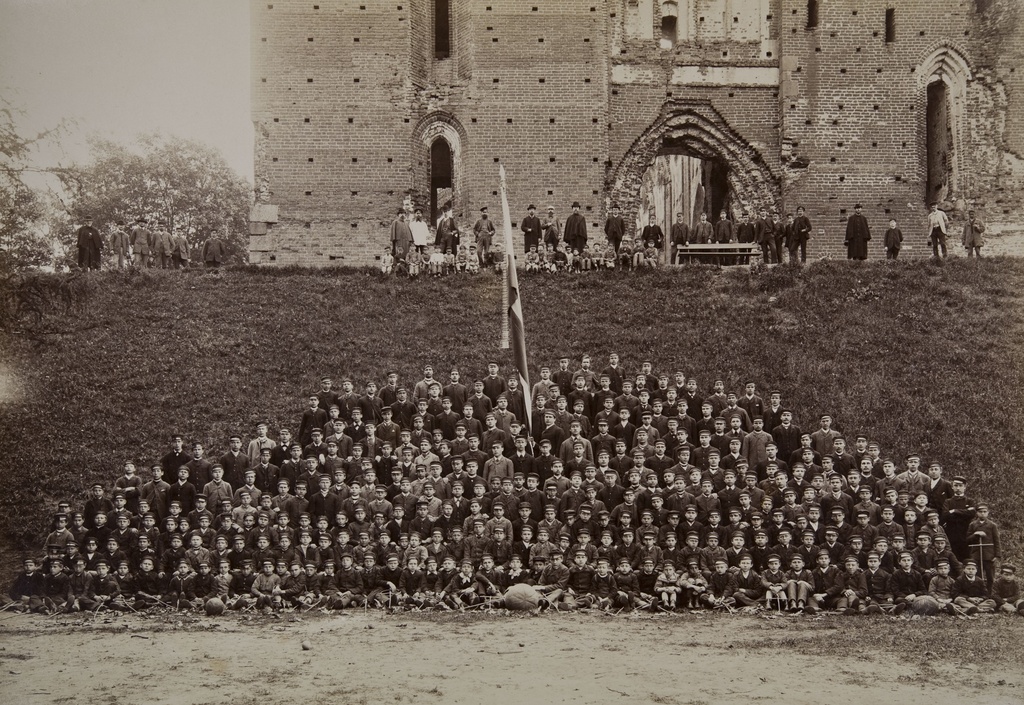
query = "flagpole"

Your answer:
(499, 167), (512, 350)
(498, 165), (533, 435)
